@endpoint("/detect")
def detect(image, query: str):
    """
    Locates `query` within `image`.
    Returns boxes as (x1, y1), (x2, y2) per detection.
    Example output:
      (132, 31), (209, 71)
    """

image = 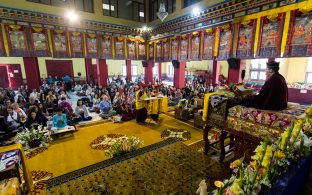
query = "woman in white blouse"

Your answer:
(74, 99), (92, 122)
